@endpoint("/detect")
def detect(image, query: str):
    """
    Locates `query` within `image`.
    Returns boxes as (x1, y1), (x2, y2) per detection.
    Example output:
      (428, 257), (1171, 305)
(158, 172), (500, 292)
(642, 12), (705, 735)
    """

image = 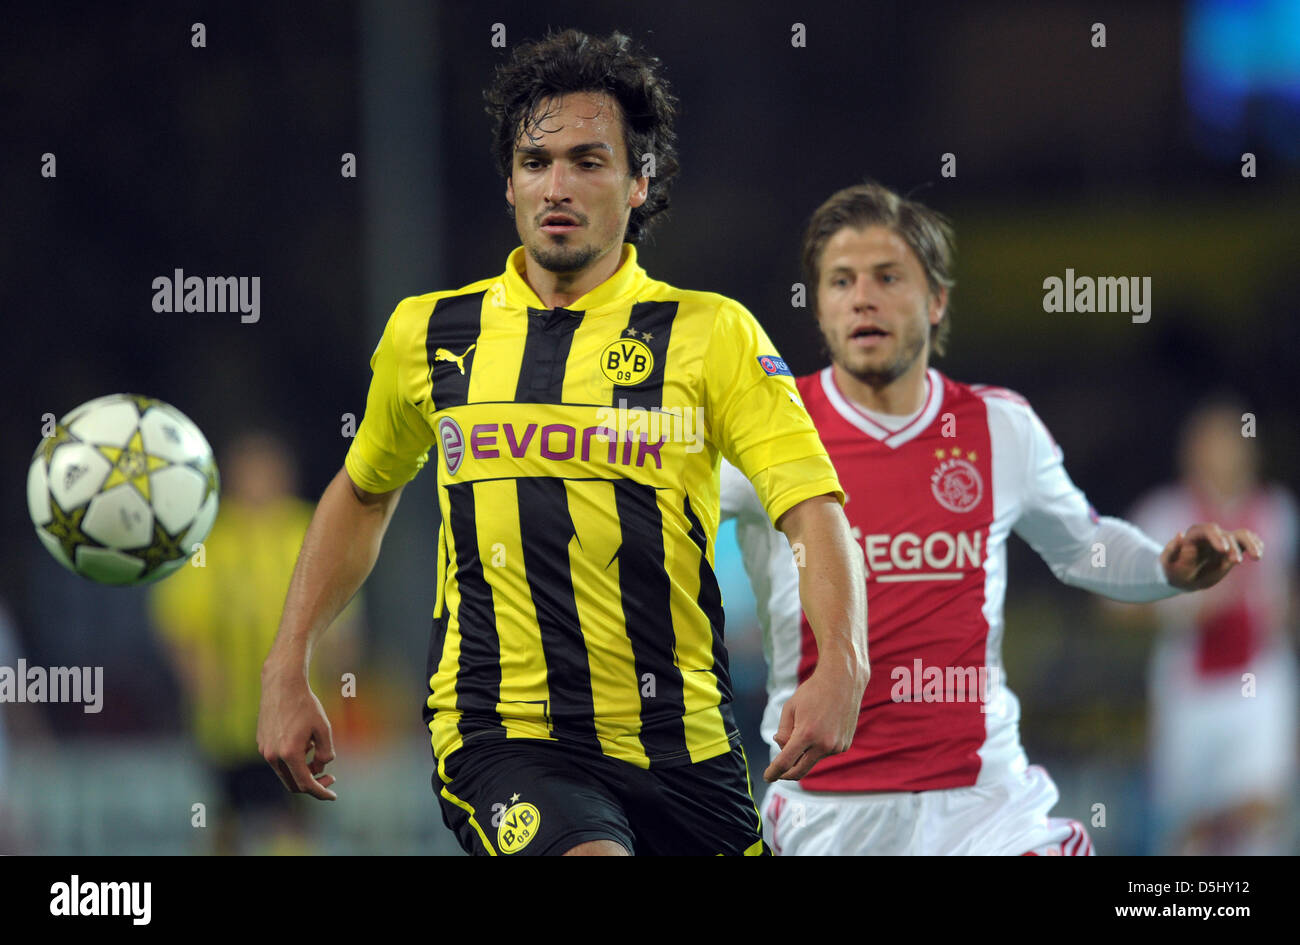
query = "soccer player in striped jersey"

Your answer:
(257, 30), (868, 856)
(720, 181), (1262, 855)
